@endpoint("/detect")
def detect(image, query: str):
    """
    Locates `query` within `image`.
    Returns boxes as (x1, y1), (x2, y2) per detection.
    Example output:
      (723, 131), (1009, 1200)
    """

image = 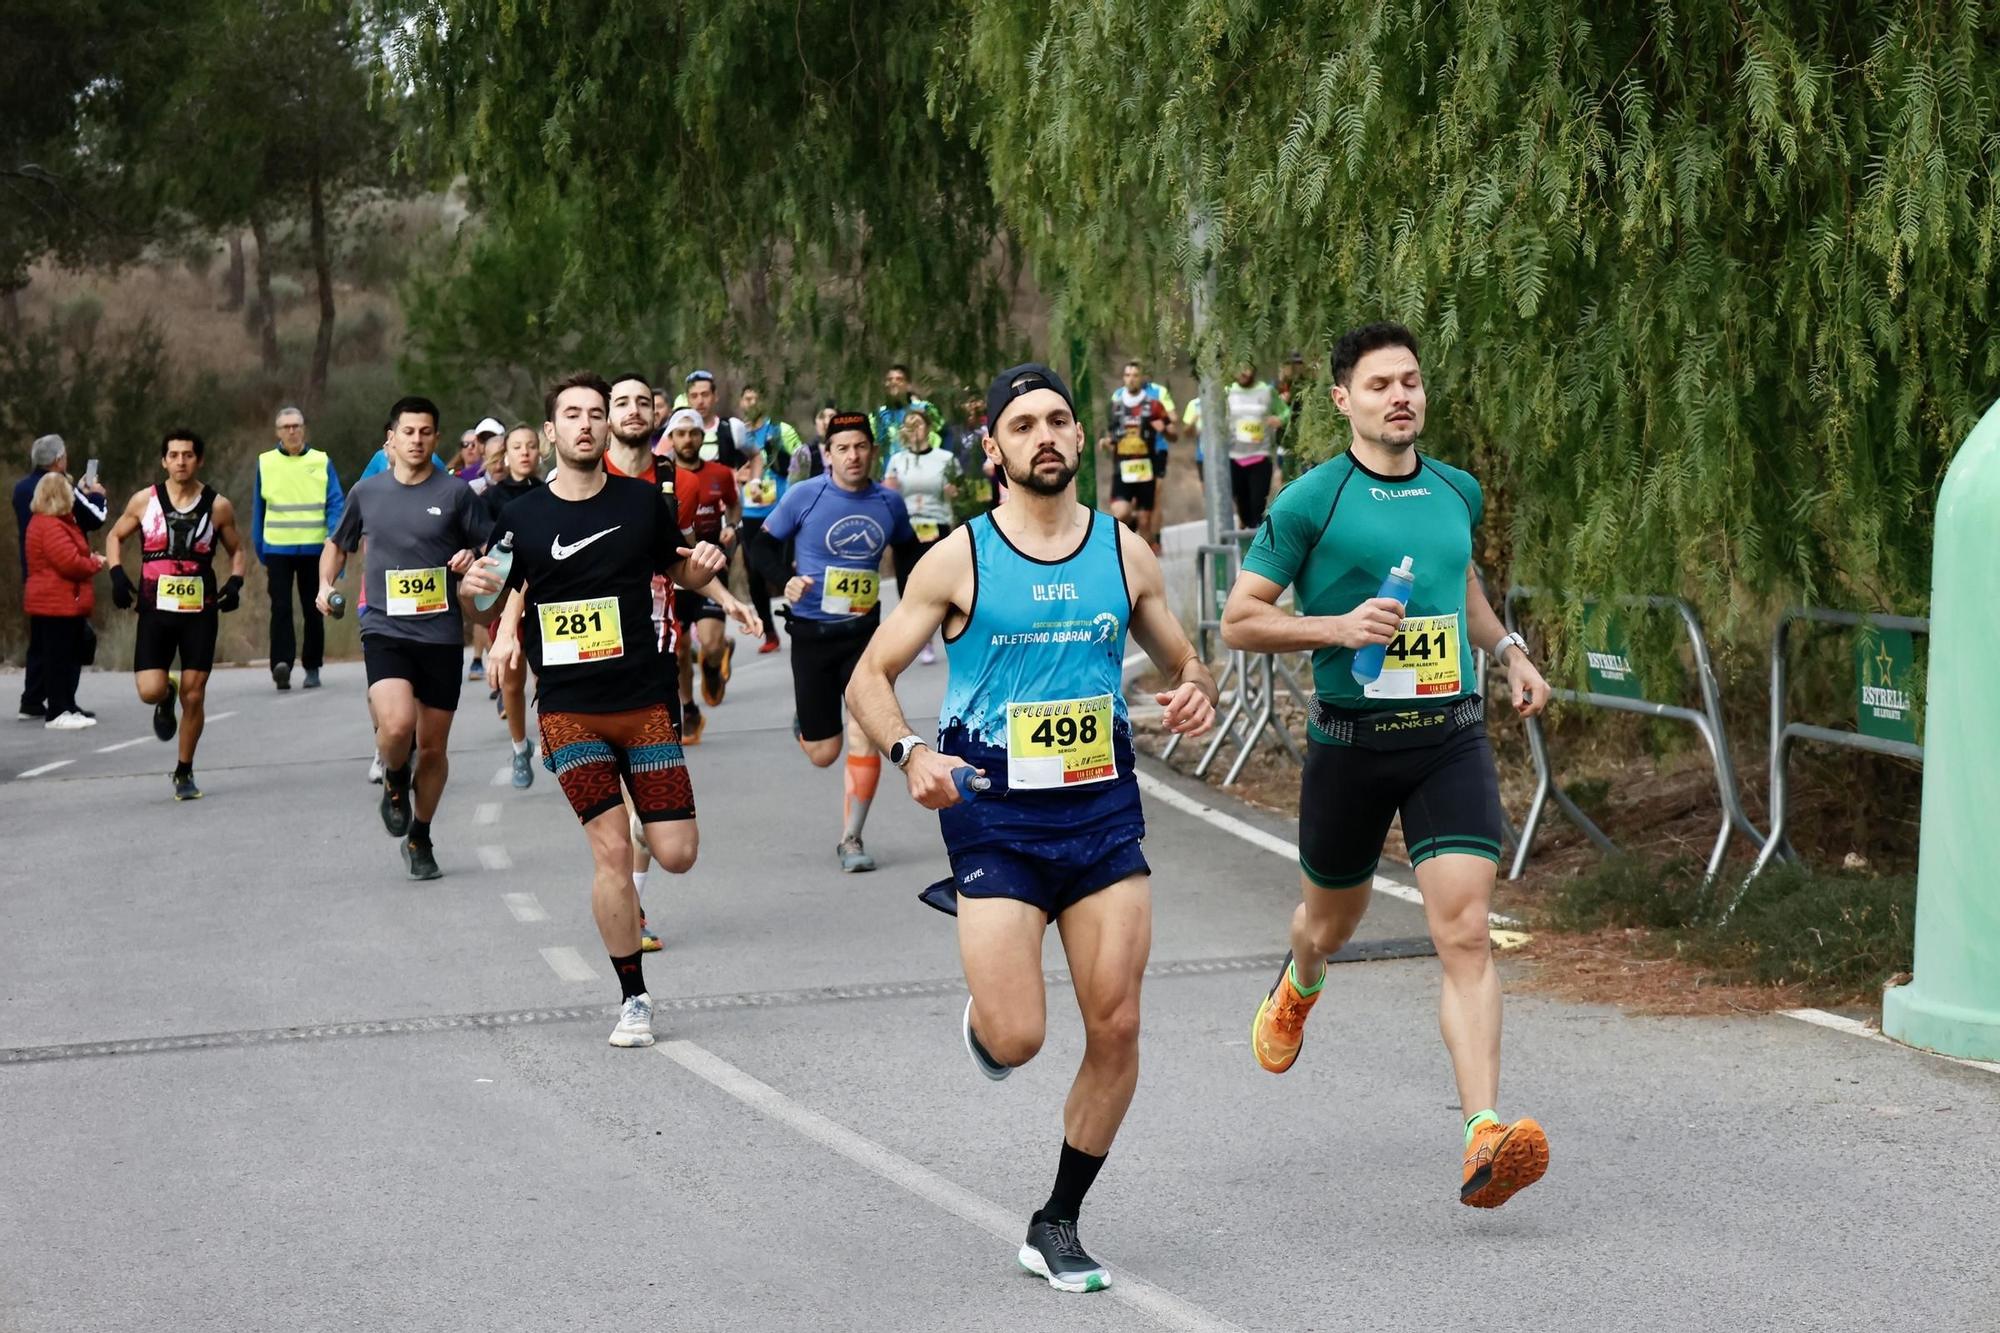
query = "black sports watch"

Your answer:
(890, 735), (927, 768)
